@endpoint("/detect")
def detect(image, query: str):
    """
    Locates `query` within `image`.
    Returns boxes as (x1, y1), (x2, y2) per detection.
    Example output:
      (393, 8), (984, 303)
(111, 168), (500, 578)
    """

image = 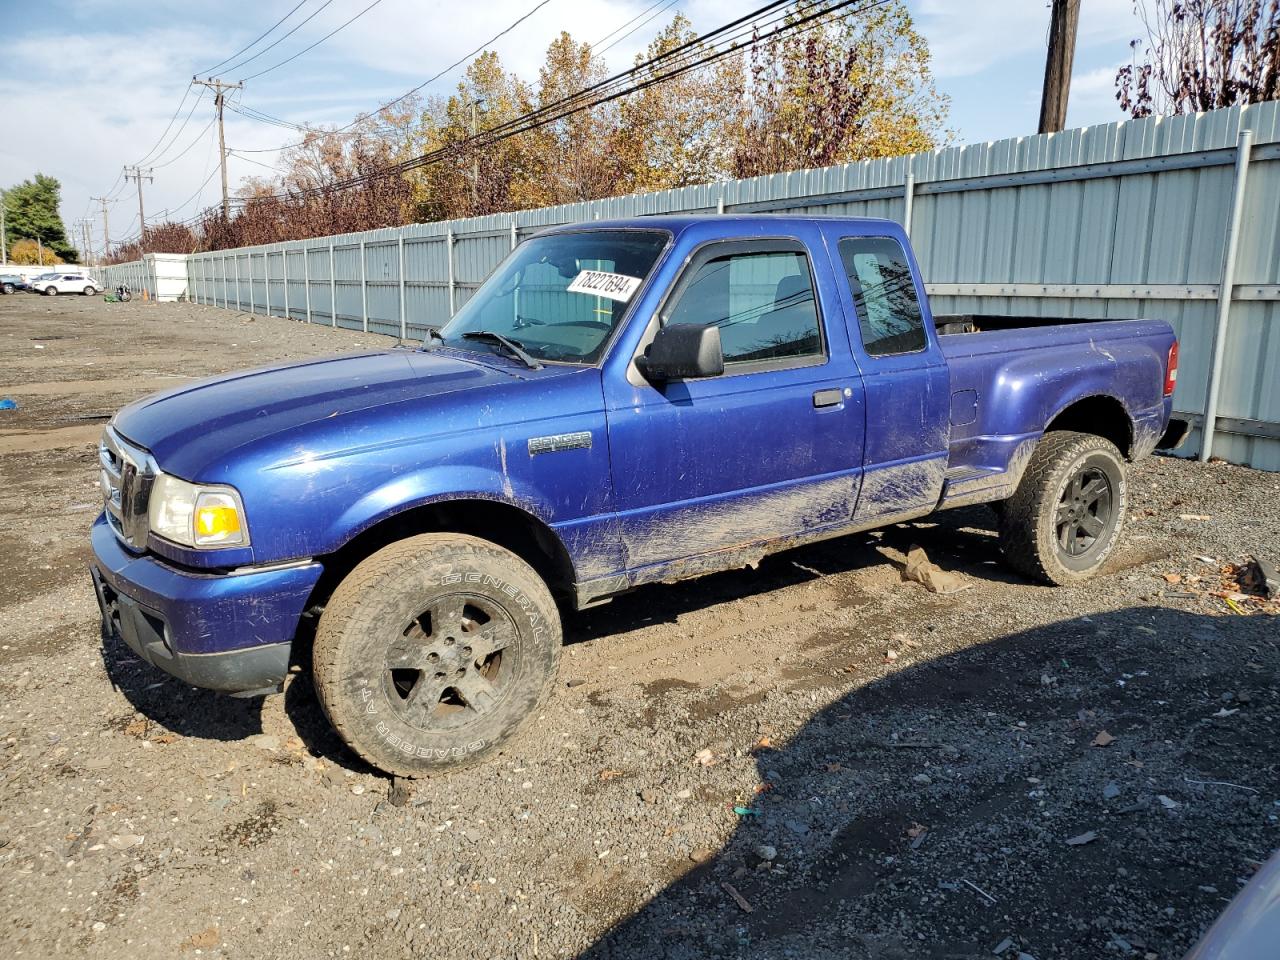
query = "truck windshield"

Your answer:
(433, 230), (669, 365)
